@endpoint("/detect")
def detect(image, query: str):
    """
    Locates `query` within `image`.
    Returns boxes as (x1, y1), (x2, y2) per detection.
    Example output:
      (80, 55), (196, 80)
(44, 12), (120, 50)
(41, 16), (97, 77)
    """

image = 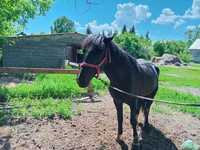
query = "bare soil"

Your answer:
(0, 94), (200, 150)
